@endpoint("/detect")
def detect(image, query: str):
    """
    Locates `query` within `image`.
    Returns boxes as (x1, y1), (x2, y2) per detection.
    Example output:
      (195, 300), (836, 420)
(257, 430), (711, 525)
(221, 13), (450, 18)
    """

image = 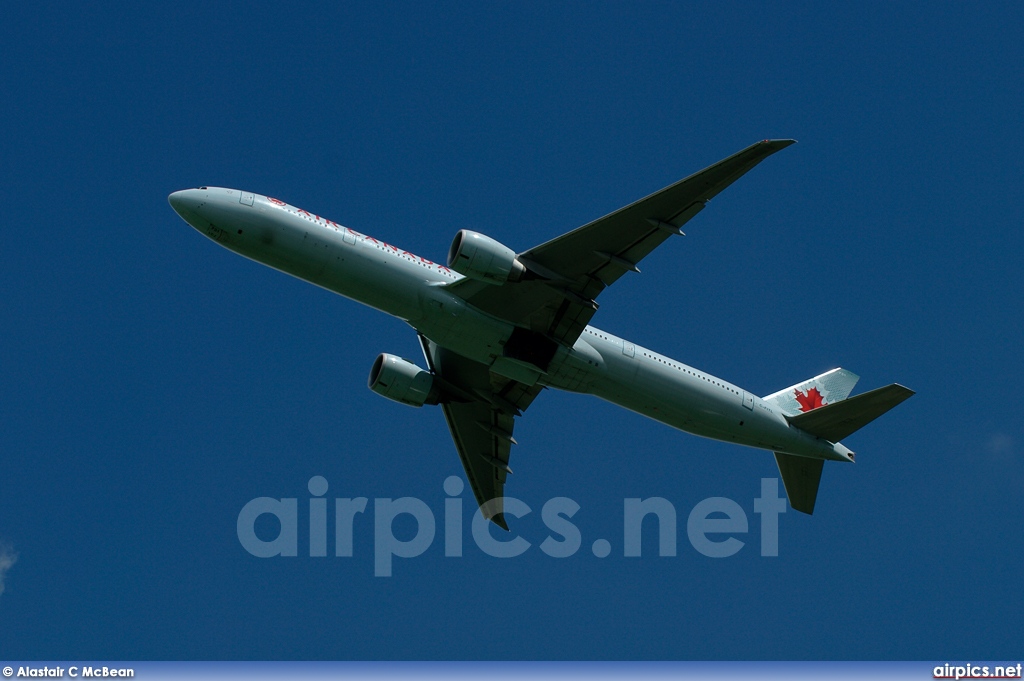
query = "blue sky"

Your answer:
(1, 2), (1022, 660)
